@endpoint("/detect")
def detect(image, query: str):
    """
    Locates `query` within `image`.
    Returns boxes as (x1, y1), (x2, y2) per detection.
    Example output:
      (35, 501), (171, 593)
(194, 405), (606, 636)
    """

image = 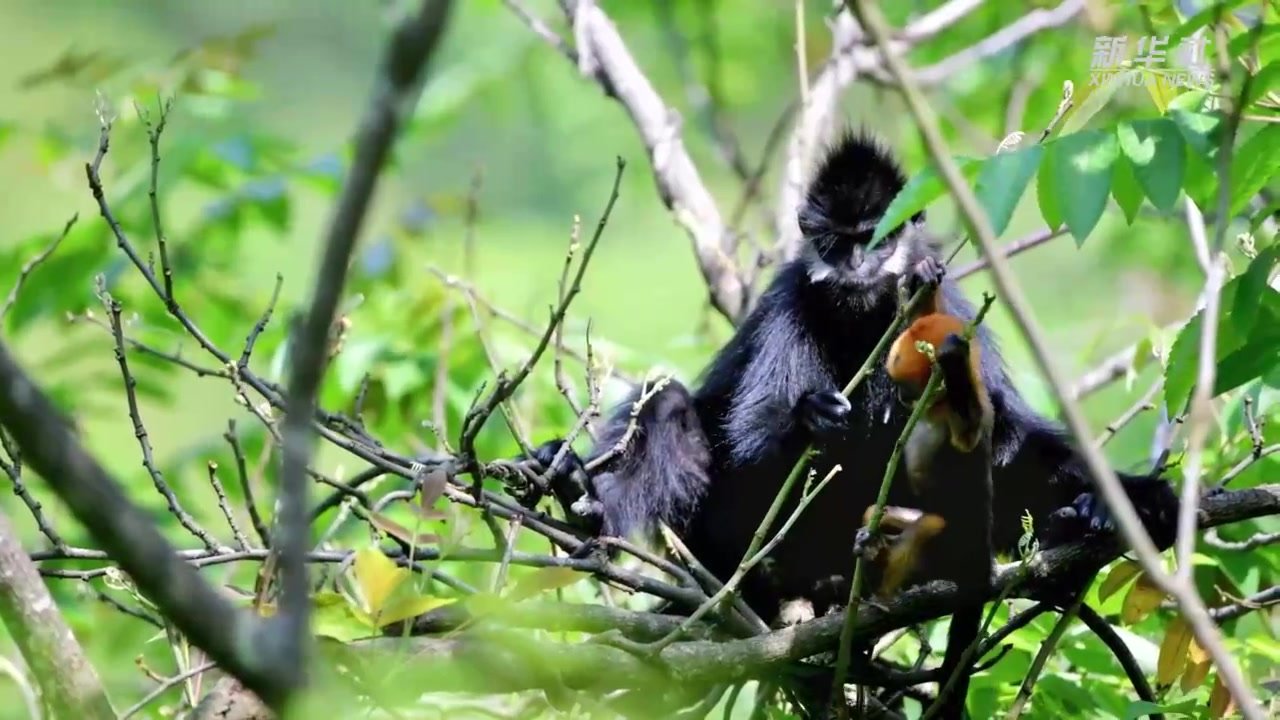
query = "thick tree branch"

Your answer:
(0, 507), (115, 720)
(510, 0), (745, 321)
(333, 483), (1276, 695)
(272, 0), (455, 697)
(0, 338), (282, 703)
